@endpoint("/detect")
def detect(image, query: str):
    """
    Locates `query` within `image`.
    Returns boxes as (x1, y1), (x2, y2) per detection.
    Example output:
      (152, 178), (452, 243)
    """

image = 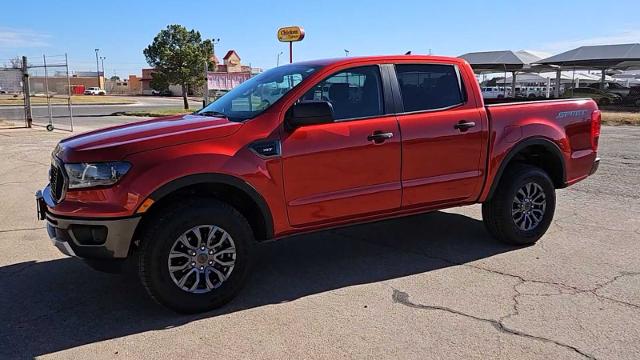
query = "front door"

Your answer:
(281, 65), (401, 226)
